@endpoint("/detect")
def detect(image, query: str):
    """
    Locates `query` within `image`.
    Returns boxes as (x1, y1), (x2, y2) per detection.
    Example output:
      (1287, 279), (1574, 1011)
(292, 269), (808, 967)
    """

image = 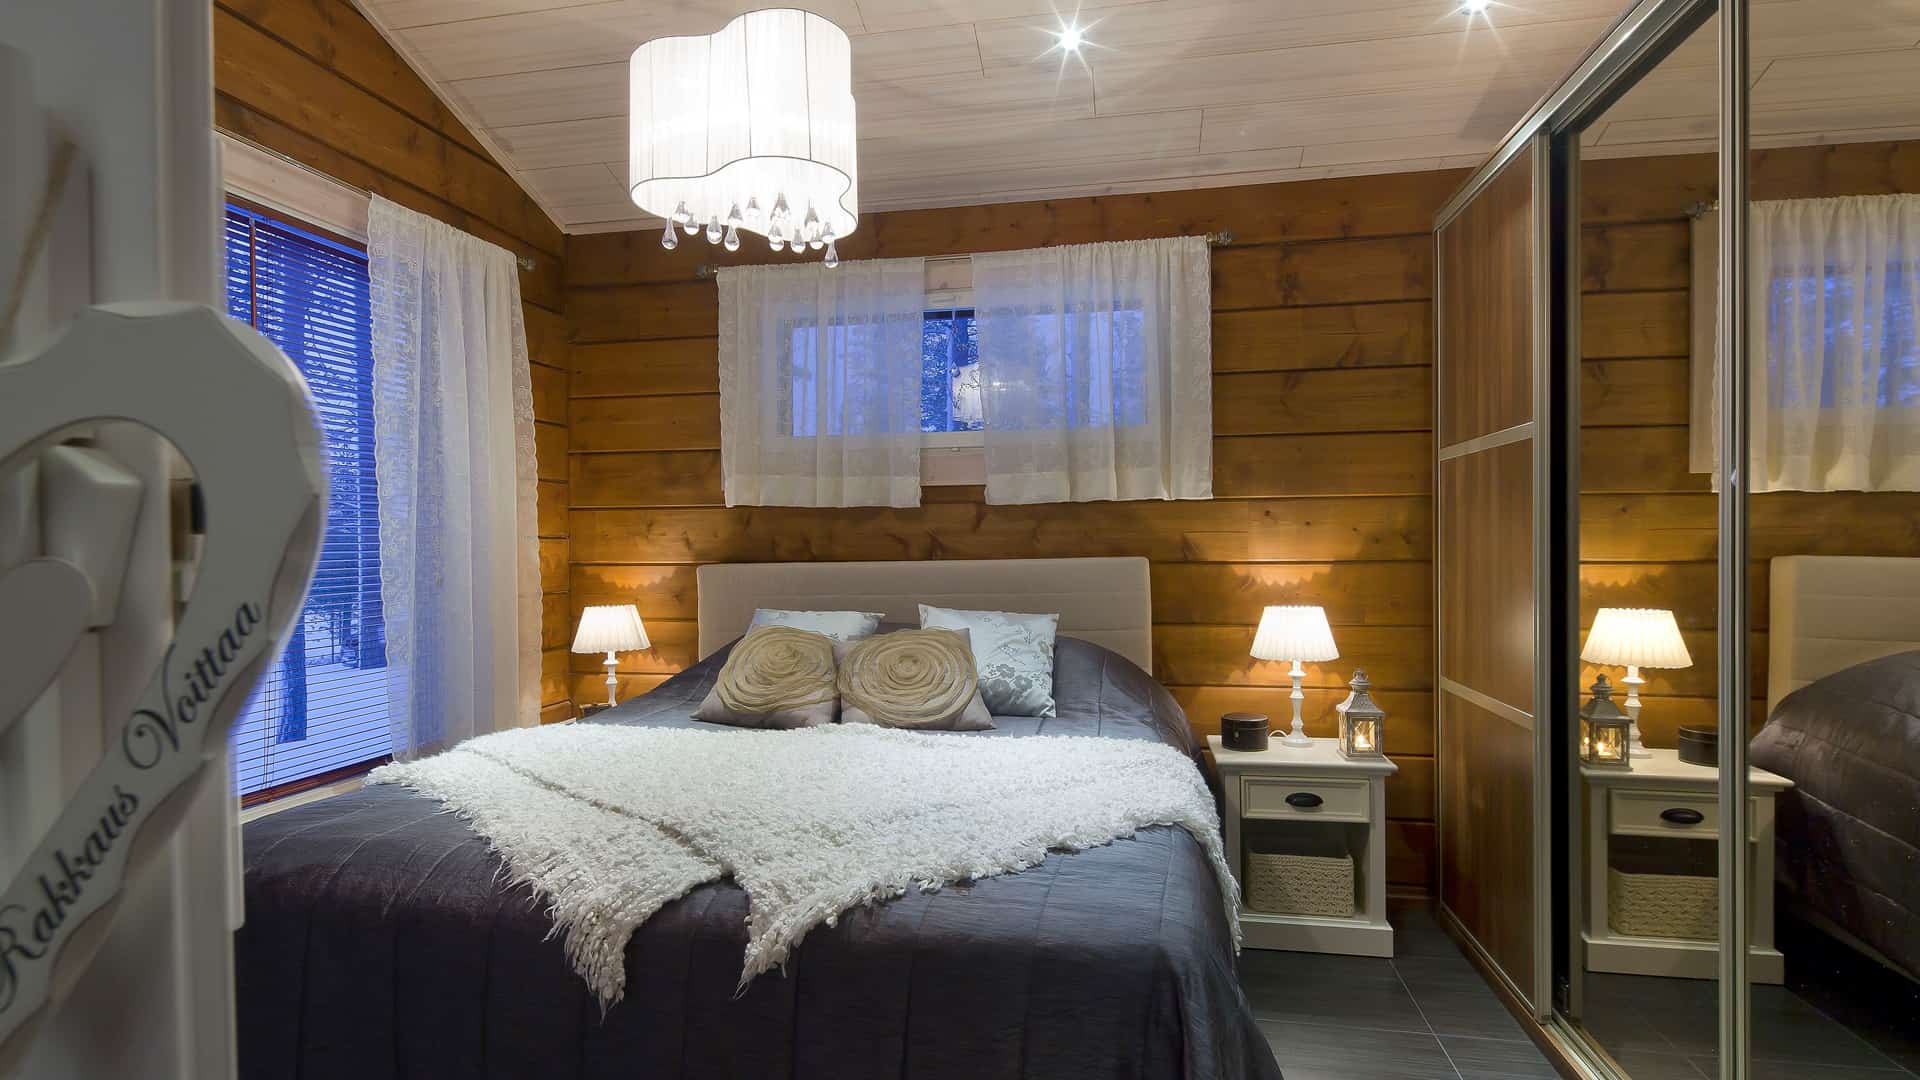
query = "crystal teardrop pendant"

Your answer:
(722, 222), (740, 252)
(744, 196), (762, 228)
(660, 217), (679, 251)
(705, 216), (722, 244)
(823, 237), (839, 269)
